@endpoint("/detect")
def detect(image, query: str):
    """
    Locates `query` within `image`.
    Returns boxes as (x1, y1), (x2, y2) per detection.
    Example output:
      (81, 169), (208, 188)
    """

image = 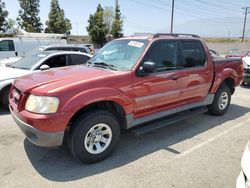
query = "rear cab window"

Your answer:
(180, 40), (207, 68)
